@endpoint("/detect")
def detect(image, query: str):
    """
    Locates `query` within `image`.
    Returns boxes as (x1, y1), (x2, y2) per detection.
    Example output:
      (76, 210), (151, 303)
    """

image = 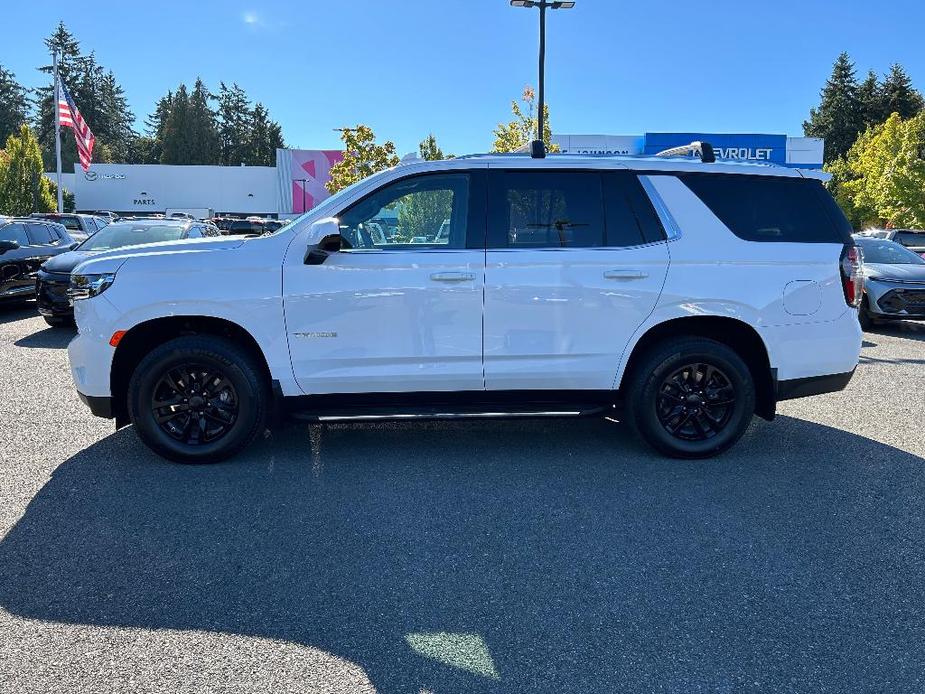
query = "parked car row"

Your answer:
(855, 228), (925, 257)
(211, 216), (287, 235)
(0, 218), (223, 326)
